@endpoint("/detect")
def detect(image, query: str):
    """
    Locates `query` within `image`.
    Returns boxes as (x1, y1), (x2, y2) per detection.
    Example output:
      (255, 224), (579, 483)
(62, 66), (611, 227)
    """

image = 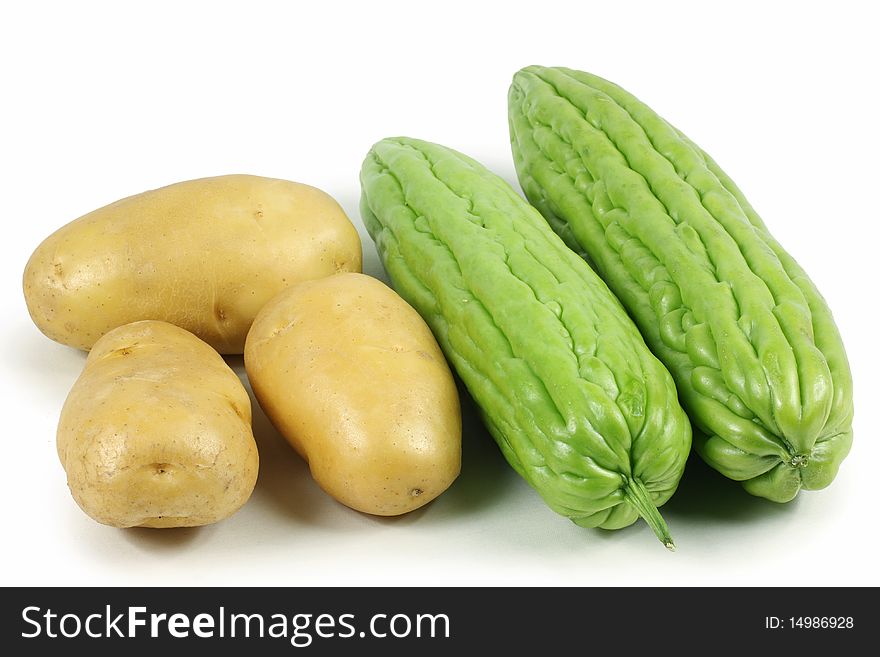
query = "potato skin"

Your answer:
(245, 273), (461, 516)
(24, 175), (362, 354)
(57, 320), (258, 528)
